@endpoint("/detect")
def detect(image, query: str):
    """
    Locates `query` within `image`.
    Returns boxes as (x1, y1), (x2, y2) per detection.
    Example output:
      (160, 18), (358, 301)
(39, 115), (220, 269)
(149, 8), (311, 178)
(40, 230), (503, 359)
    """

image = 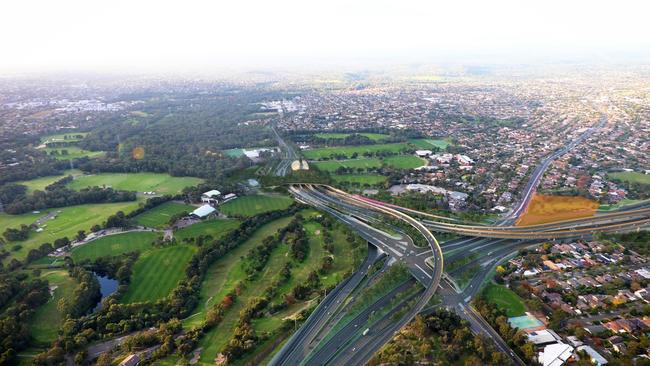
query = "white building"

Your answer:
(201, 190), (222, 204)
(576, 345), (607, 365)
(538, 343), (574, 366)
(192, 204), (216, 218)
(222, 193), (237, 203)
